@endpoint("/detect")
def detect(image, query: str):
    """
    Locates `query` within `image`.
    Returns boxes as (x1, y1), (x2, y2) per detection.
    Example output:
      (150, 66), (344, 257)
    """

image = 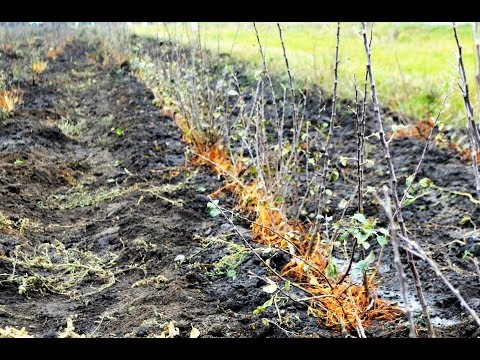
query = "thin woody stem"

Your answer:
(361, 21), (434, 337)
(307, 22), (341, 257)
